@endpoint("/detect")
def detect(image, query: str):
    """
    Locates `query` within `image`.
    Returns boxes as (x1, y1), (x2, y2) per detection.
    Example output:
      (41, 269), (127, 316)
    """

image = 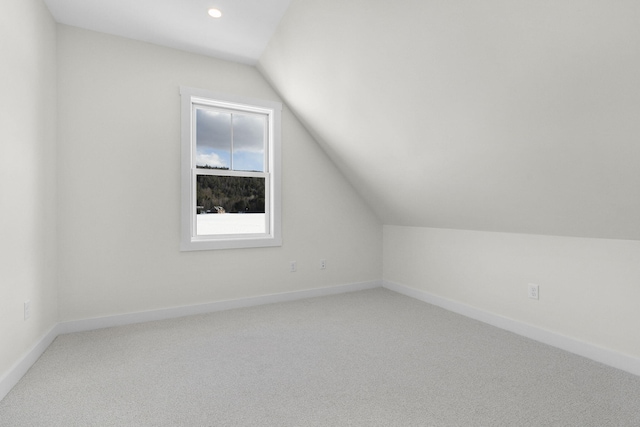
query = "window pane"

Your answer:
(196, 109), (231, 169)
(196, 175), (266, 235)
(232, 113), (265, 172)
